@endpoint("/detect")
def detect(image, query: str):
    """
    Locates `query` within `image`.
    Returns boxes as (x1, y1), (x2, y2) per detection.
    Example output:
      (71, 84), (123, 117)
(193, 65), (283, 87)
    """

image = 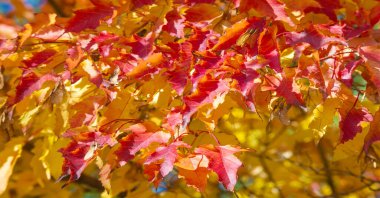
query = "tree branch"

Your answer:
(317, 142), (339, 198)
